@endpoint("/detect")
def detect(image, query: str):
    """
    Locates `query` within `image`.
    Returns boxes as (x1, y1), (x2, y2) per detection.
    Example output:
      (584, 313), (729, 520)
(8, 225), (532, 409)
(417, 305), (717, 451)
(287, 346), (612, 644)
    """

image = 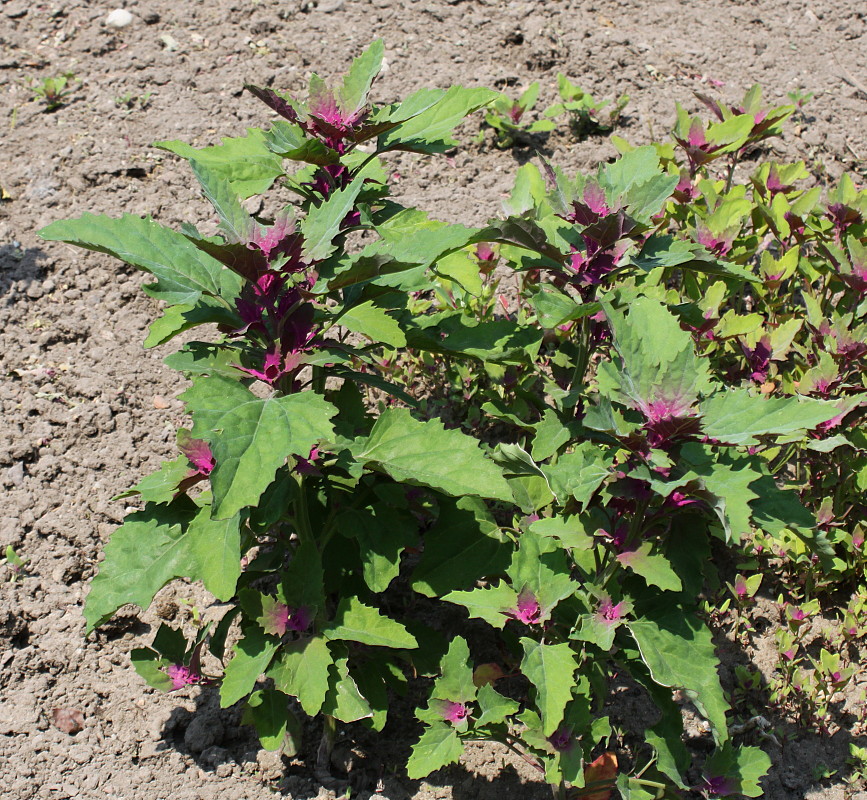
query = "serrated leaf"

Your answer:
(406, 724), (464, 779)
(39, 213), (236, 305)
(182, 377), (336, 519)
(130, 649), (173, 691)
(531, 286), (599, 329)
(116, 456), (191, 504)
(379, 86), (498, 153)
(155, 130), (283, 198)
(700, 391), (839, 445)
(433, 637), (476, 704)
(353, 408), (512, 502)
(616, 543), (682, 592)
(301, 173), (366, 261)
(542, 443), (611, 507)
(186, 504), (241, 601)
(339, 300), (406, 347)
(322, 655), (373, 723)
(475, 683), (519, 727)
(190, 159), (255, 243)
(529, 516), (594, 551)
(443, 583), (517, 628)
(340, 504), (415, 593)
(164, 342), (246, 379)
(220, 624), (280, 707)
(322, 598), (417, 649)
(144, 297), (242, 349)
(340, 40), (383, 111)
(411, 497), (509, 598)
(628, 609), (728, 742)
(84, 499), (199, 633)
(267, 636), (333, 716)
(520, 639), (578, 736)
